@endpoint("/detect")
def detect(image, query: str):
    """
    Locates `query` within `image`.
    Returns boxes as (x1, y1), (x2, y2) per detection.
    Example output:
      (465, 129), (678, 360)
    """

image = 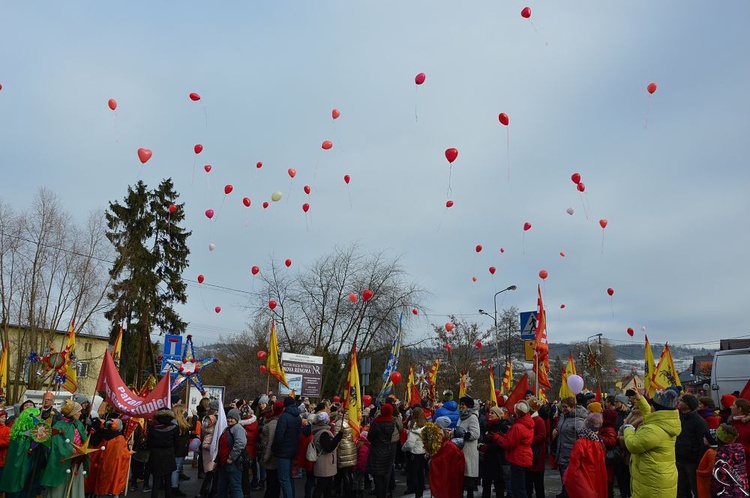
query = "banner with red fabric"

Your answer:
(96, 350), (171, 418)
